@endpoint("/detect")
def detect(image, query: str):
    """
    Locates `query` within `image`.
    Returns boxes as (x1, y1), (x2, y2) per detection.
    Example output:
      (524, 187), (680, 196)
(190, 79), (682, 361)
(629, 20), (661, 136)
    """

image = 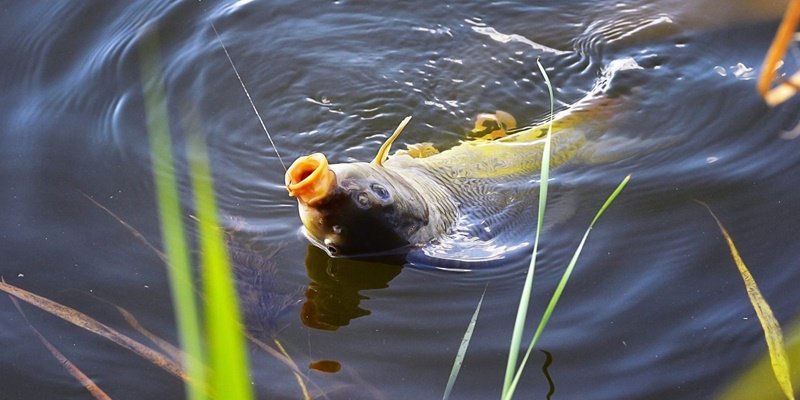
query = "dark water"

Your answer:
(2, 1), (799, 399)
